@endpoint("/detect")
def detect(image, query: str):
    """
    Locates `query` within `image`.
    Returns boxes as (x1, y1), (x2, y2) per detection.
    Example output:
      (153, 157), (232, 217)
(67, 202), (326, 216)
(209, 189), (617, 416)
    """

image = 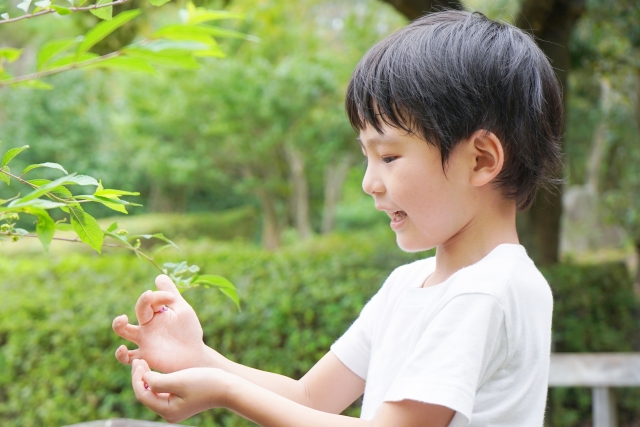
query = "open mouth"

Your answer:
(392, 210), (407, 222)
